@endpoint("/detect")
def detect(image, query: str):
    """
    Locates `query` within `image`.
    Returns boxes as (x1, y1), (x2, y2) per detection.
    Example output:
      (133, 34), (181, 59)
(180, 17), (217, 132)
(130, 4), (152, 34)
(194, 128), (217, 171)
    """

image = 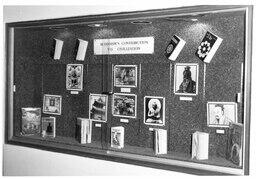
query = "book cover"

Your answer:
(76, 118), (92, 144)
(195, 31), (223, 63)
(165, 35), (186, 61)
(226, 123), (243, 166)
(111, 126), (124, 149)
(42, 116), (56, 138)
(191, 131), (209, 160)
(154, 129), (167, 155)
(21, 108), (41, 136)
